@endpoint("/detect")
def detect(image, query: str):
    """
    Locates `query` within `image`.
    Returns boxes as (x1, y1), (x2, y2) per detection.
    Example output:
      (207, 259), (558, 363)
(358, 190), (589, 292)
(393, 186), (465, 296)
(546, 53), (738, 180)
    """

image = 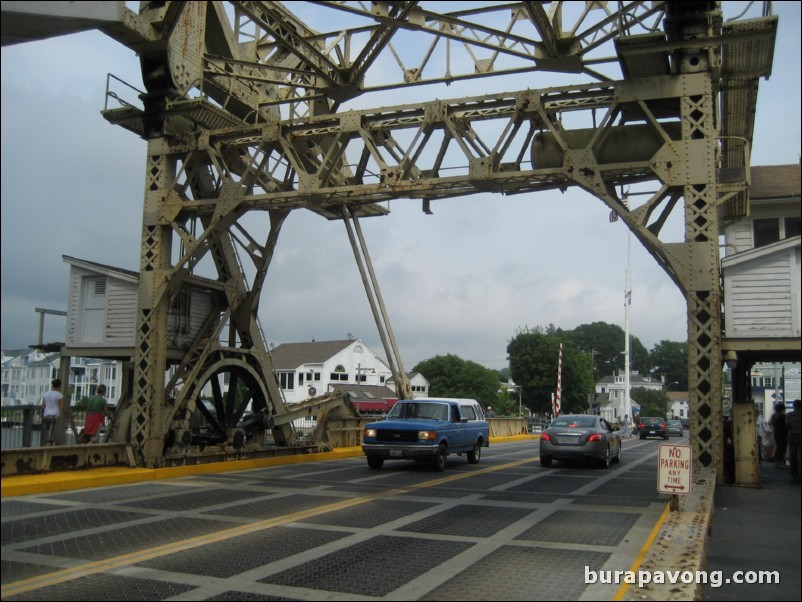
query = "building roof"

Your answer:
(62, 255), (225, 291)
(750, 165), (801, 200)
(1, 348), (33, 360)
(269, 340), (356, 370)
(26, 353), (59, 367)
(597, 372), (662, 386)
(63, 255), (139, 281)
